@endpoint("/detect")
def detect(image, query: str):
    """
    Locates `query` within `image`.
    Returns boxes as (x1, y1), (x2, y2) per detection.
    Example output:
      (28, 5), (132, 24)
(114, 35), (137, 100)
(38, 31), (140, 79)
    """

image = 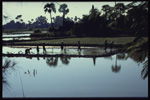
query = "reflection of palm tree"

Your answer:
(111, 55), (121, 73)
(46, 57), (58, 67)
(93, 57), (96, 66)
(60, 56), (71, 65)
